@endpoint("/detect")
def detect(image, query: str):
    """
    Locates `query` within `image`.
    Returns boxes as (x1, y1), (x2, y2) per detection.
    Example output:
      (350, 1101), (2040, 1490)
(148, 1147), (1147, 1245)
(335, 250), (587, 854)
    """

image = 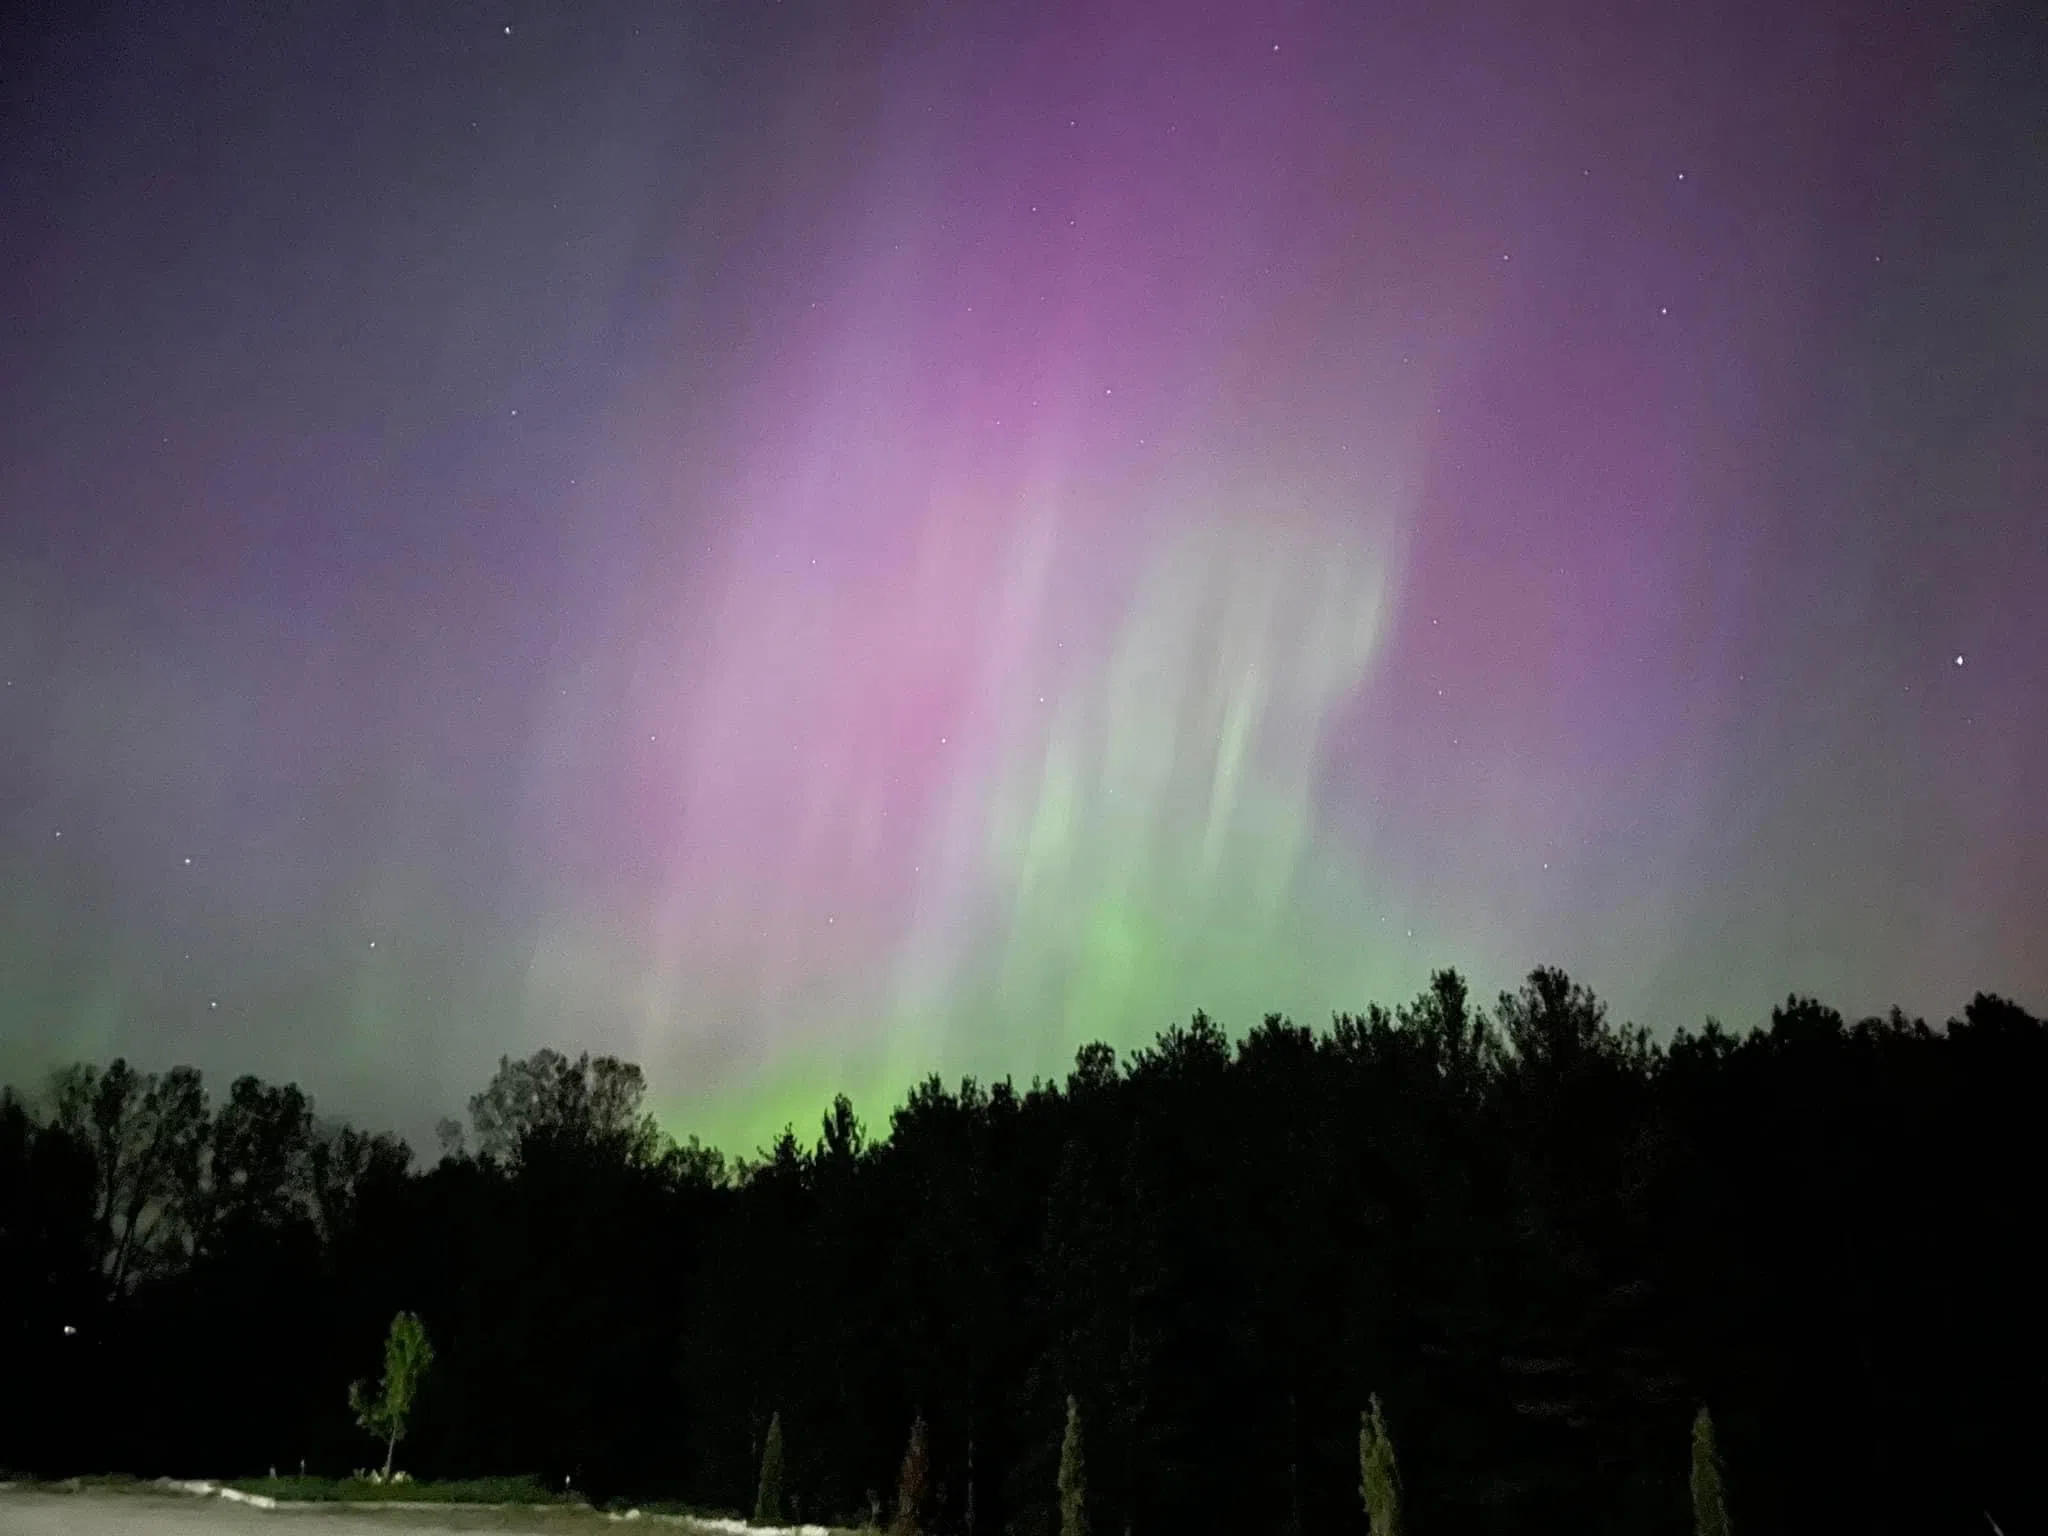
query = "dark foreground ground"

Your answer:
(0, 1488), (654, 1536)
